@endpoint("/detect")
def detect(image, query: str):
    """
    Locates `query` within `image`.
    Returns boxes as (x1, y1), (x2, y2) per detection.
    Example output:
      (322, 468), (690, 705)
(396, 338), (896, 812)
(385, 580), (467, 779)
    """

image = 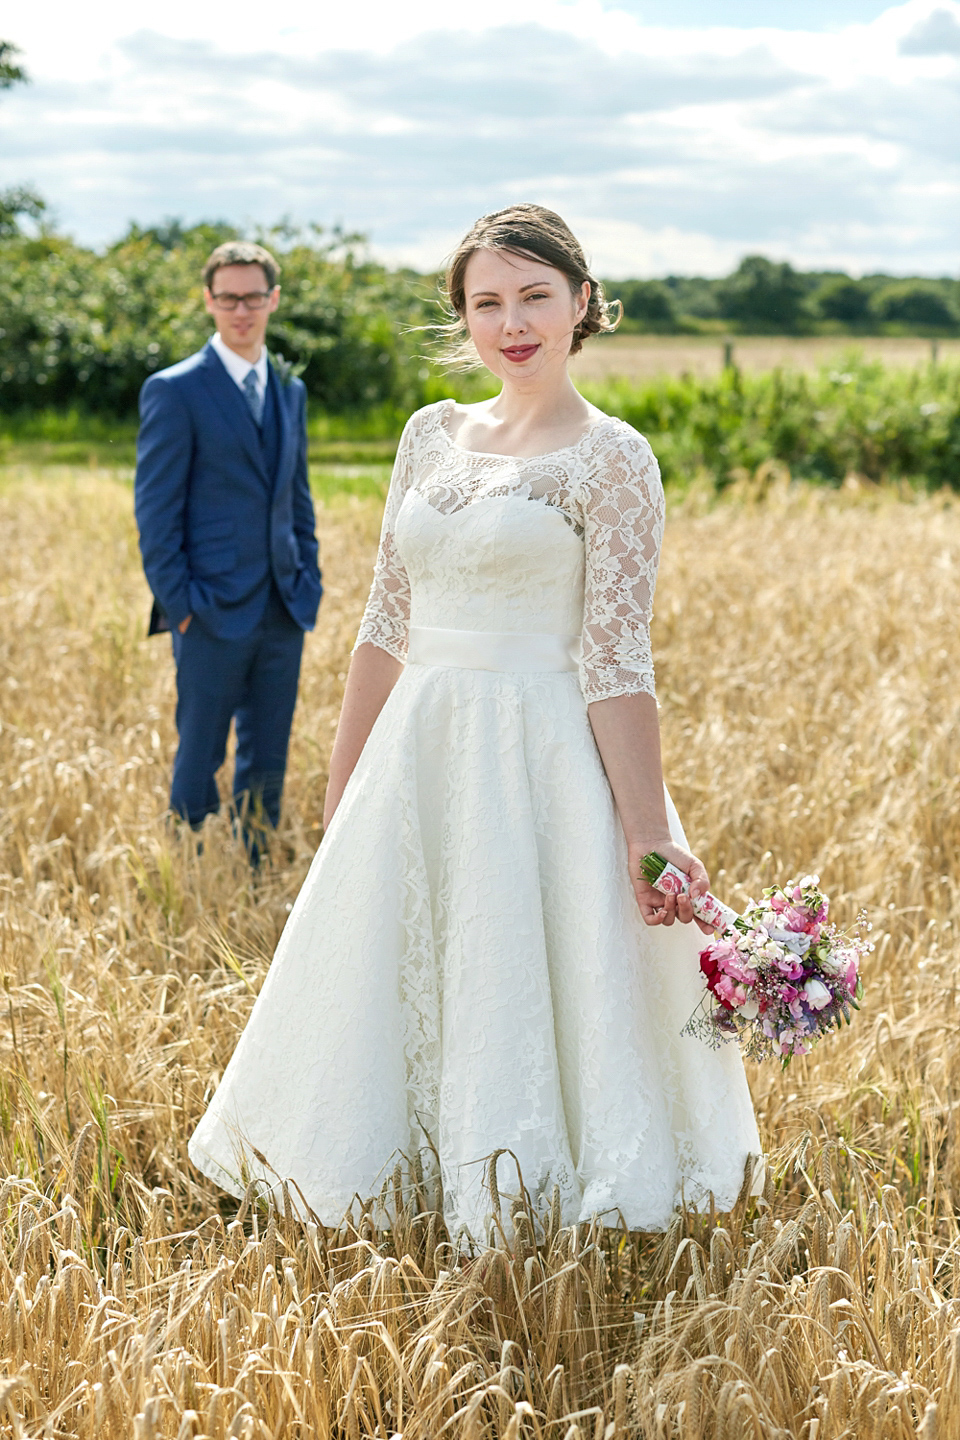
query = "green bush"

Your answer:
(5, 358), (958, 492)
(870, 281), (958, 331)
(0, 222), (437, 417)
(613, 280), (679, 331)
(814, 277), (872, 326)
(715, 256), (807, 333)
(583, 358), (960, 489)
